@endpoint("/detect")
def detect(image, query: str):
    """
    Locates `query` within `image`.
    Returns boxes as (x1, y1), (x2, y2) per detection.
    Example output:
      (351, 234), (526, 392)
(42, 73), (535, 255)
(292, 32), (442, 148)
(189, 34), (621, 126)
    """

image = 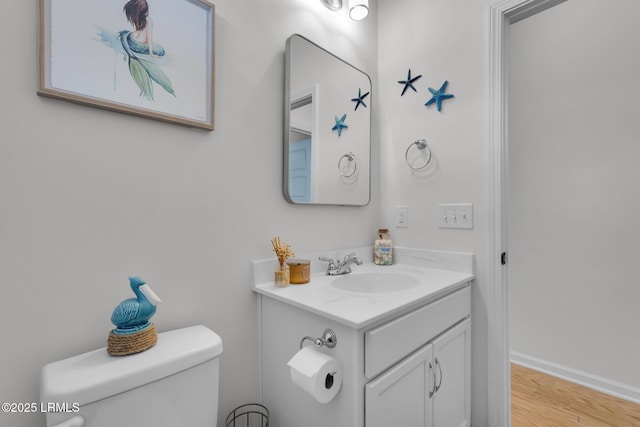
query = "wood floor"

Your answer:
(511, 363), (640, 426)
